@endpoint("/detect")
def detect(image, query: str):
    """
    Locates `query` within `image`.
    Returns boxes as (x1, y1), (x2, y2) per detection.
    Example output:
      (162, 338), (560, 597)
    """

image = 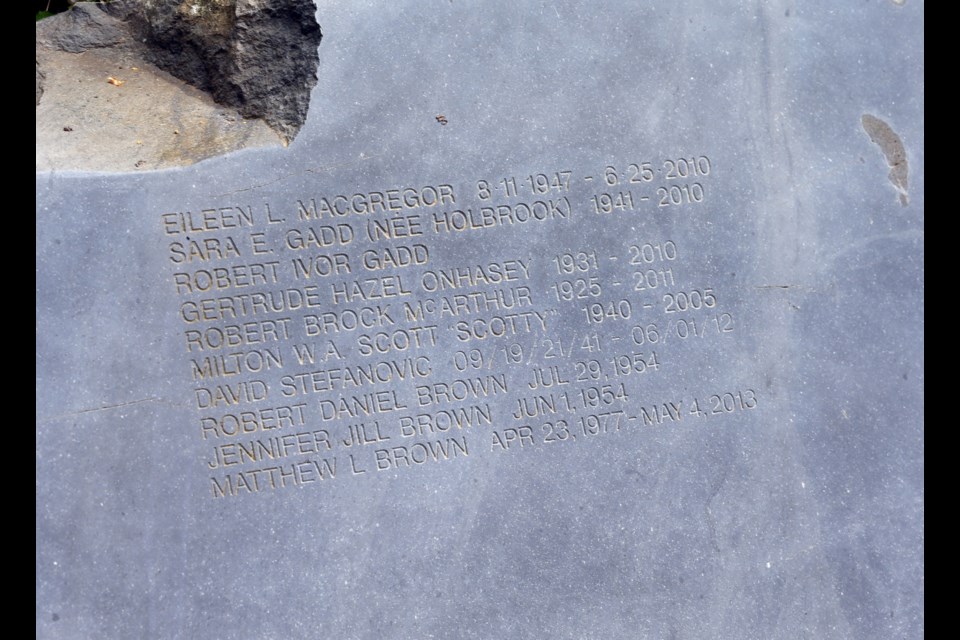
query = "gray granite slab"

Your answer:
(36, 1), (923, 638)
